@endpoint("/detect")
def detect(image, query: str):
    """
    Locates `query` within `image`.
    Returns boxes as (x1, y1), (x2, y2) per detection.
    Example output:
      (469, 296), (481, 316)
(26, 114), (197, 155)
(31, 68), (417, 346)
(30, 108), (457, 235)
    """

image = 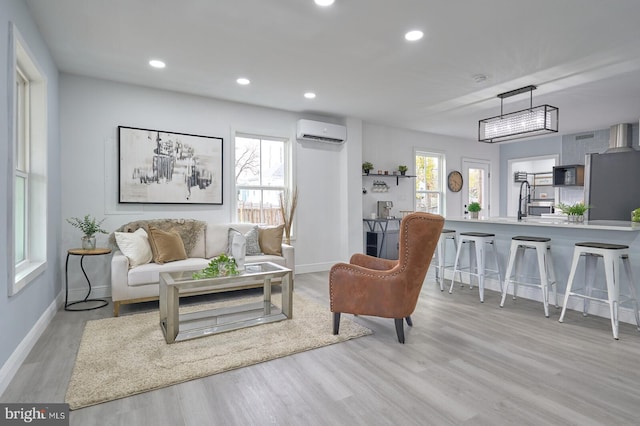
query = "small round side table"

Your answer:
(65, 248), (111, 311)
